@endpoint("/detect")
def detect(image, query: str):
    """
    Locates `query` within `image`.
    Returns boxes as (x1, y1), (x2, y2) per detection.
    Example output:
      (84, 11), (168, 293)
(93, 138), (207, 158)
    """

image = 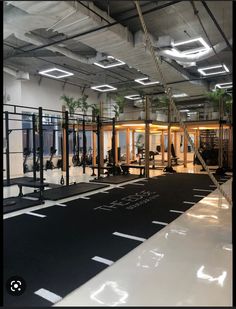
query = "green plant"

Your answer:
(60, 94), (79, 116)
(90, 103), (100, 119)
(206, 88), (231, 112)
(112, 104), (120, 119)
(112, 94), (126, 119)
(79, 94), (89, 114)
